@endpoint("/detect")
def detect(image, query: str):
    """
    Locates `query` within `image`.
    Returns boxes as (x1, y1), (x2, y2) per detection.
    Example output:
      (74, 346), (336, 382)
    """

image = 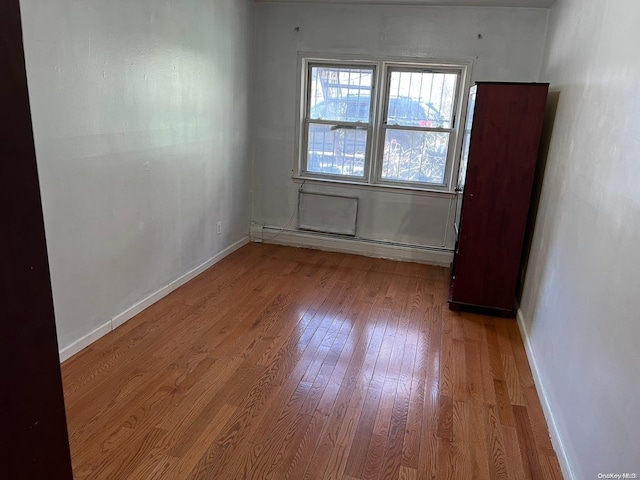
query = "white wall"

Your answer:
(20, 0), (253, 355)
(520, 0), (640, 477)
(252, 3), (548, 256)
